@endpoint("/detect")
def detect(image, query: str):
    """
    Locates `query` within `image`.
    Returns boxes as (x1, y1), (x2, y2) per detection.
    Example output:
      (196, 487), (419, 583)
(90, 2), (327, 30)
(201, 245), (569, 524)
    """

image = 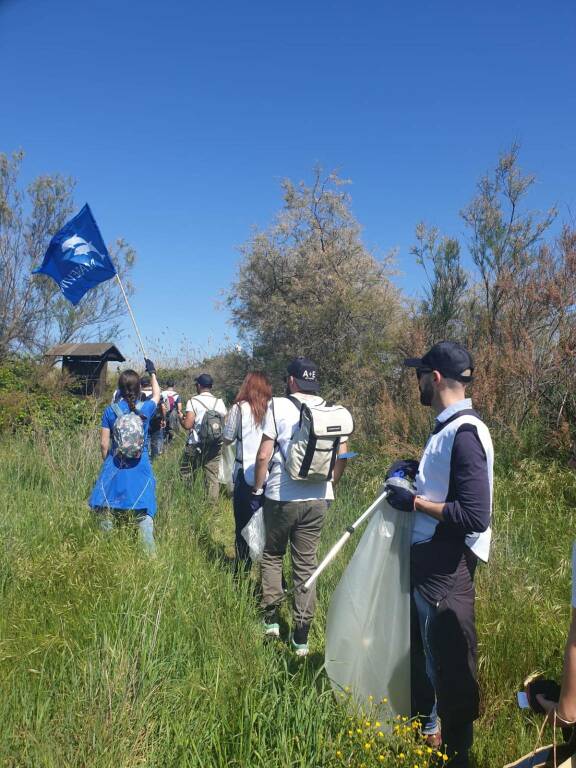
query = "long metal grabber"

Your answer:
(302, 489), (389, 592)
